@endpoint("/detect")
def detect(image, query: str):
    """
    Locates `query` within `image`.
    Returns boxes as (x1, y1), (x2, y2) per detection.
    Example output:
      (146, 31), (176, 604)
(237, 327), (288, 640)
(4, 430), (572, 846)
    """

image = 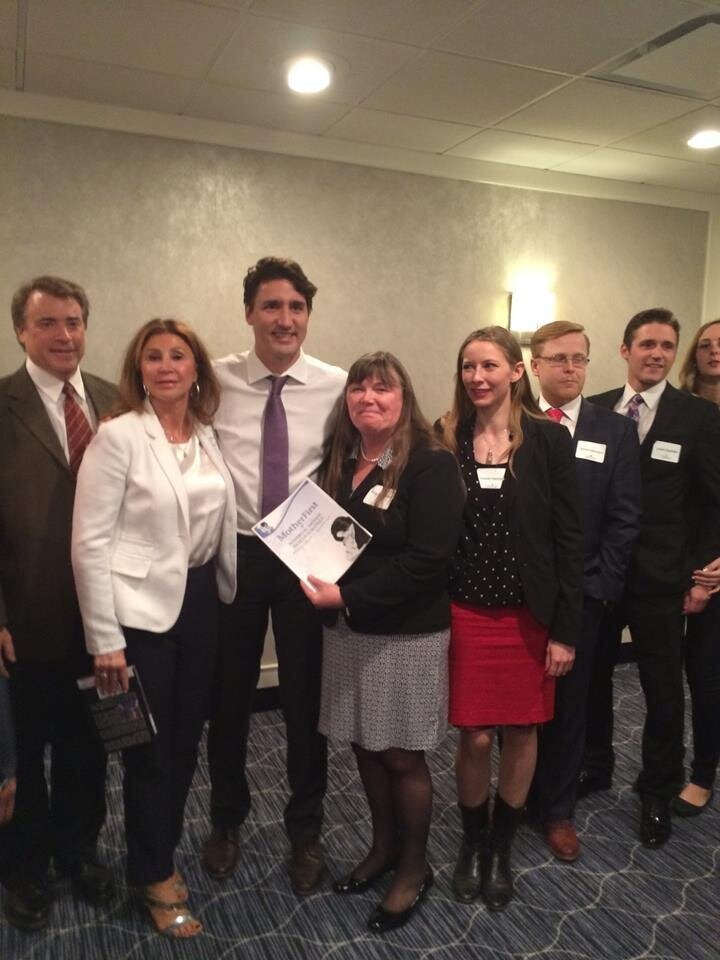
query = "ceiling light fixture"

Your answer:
(687, 129), (720, 149)
(287, 56), (332, 94)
